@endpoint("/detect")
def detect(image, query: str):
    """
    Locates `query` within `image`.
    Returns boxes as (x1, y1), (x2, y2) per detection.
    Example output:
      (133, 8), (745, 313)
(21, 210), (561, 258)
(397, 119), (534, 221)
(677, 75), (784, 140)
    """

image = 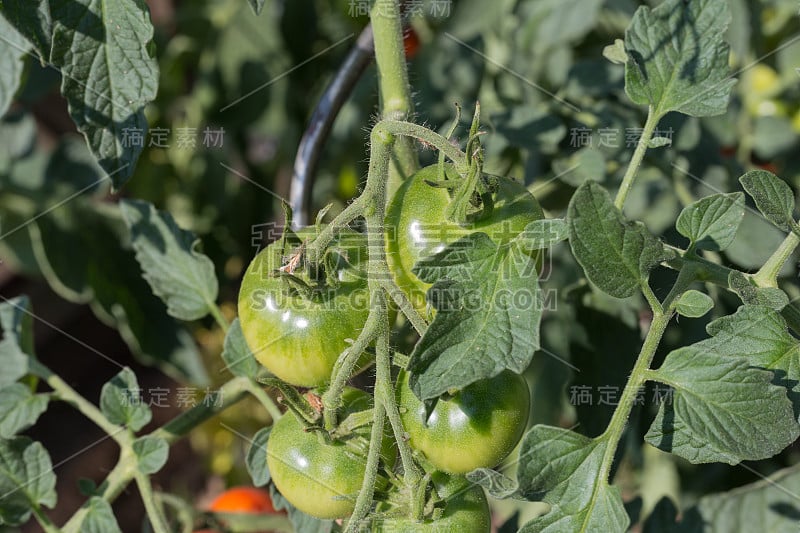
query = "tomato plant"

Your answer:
(237, 230), (370, 387)
(3, 0), (800, 532)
